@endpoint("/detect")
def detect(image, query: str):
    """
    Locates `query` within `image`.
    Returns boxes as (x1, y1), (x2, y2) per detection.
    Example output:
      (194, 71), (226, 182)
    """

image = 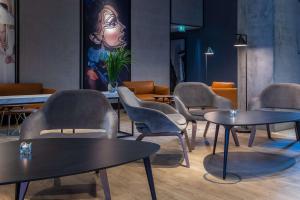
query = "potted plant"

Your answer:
(106, 48), (130, 92)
